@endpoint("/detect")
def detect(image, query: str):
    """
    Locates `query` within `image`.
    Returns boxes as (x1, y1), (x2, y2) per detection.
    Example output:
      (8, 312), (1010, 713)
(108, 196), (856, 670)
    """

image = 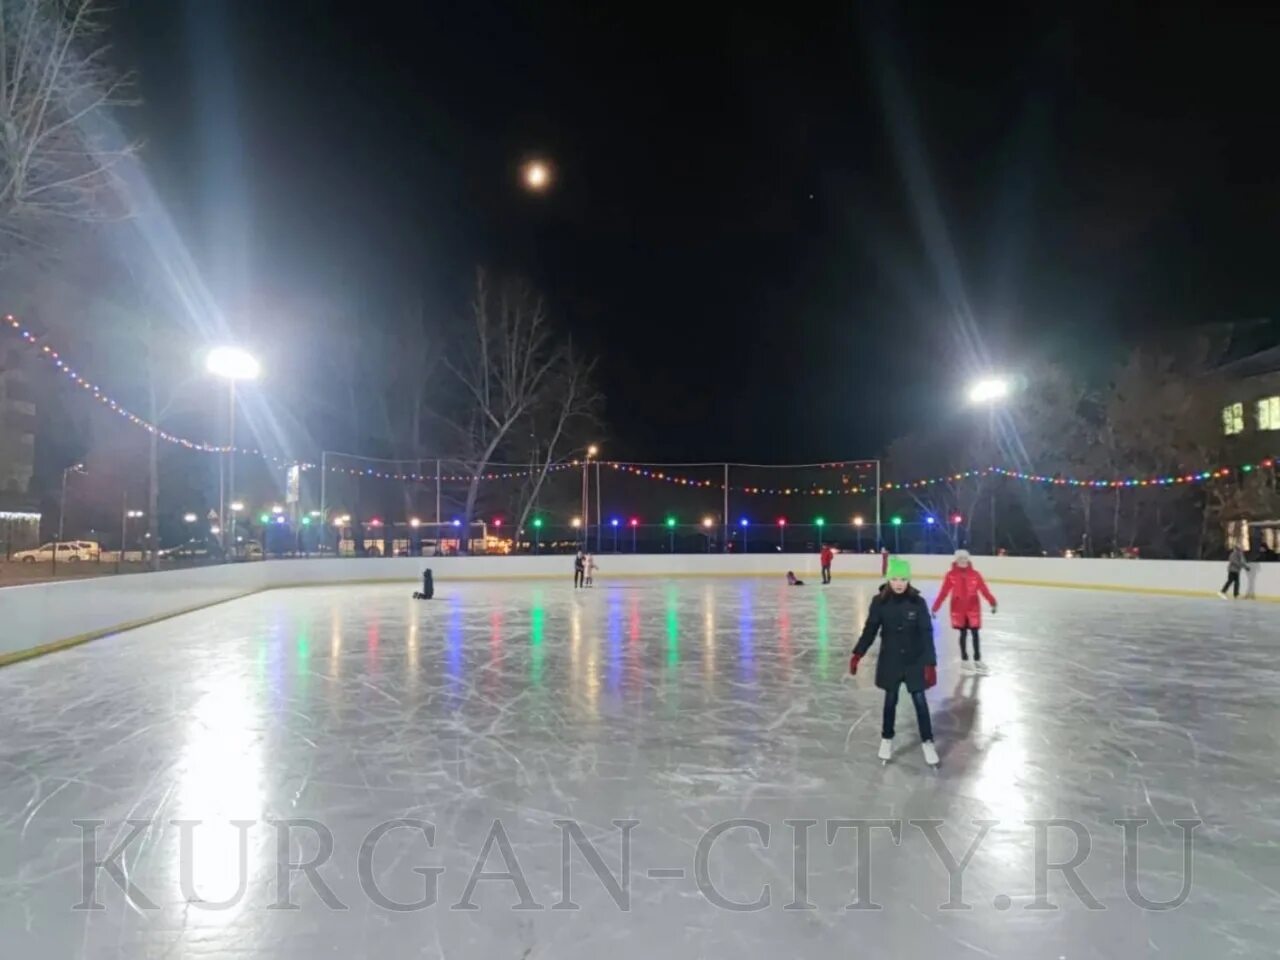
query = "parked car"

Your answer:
(12, 541), (100, 563)
(159, 538), (224, 561)
(231, 541), (264, 561)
